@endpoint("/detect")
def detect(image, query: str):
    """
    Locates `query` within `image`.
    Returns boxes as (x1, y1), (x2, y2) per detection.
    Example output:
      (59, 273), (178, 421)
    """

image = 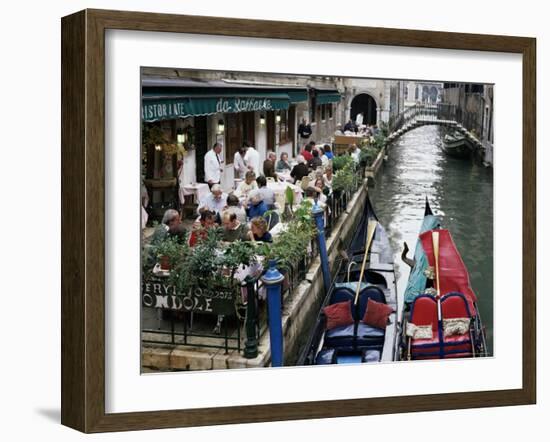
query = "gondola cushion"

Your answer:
(333, 282), (368, 294)
(323, 300), (354, 330)
(411, 326), (472, 359)
(324, 322), (386, 349)
(362, 349), (382, 363)
(357, 286), (387, 320)
(362, 298), (394, 329)
(315, 348), (336, 365)
(324, 324), (355, 349)
(356, 322), (386, 347)
(410, 295), (439, 332)
(336, 354), (363, 364)
(329, 287), (355, 305)
(440, 292), (472, 319)
(411, 334), (441, 359)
